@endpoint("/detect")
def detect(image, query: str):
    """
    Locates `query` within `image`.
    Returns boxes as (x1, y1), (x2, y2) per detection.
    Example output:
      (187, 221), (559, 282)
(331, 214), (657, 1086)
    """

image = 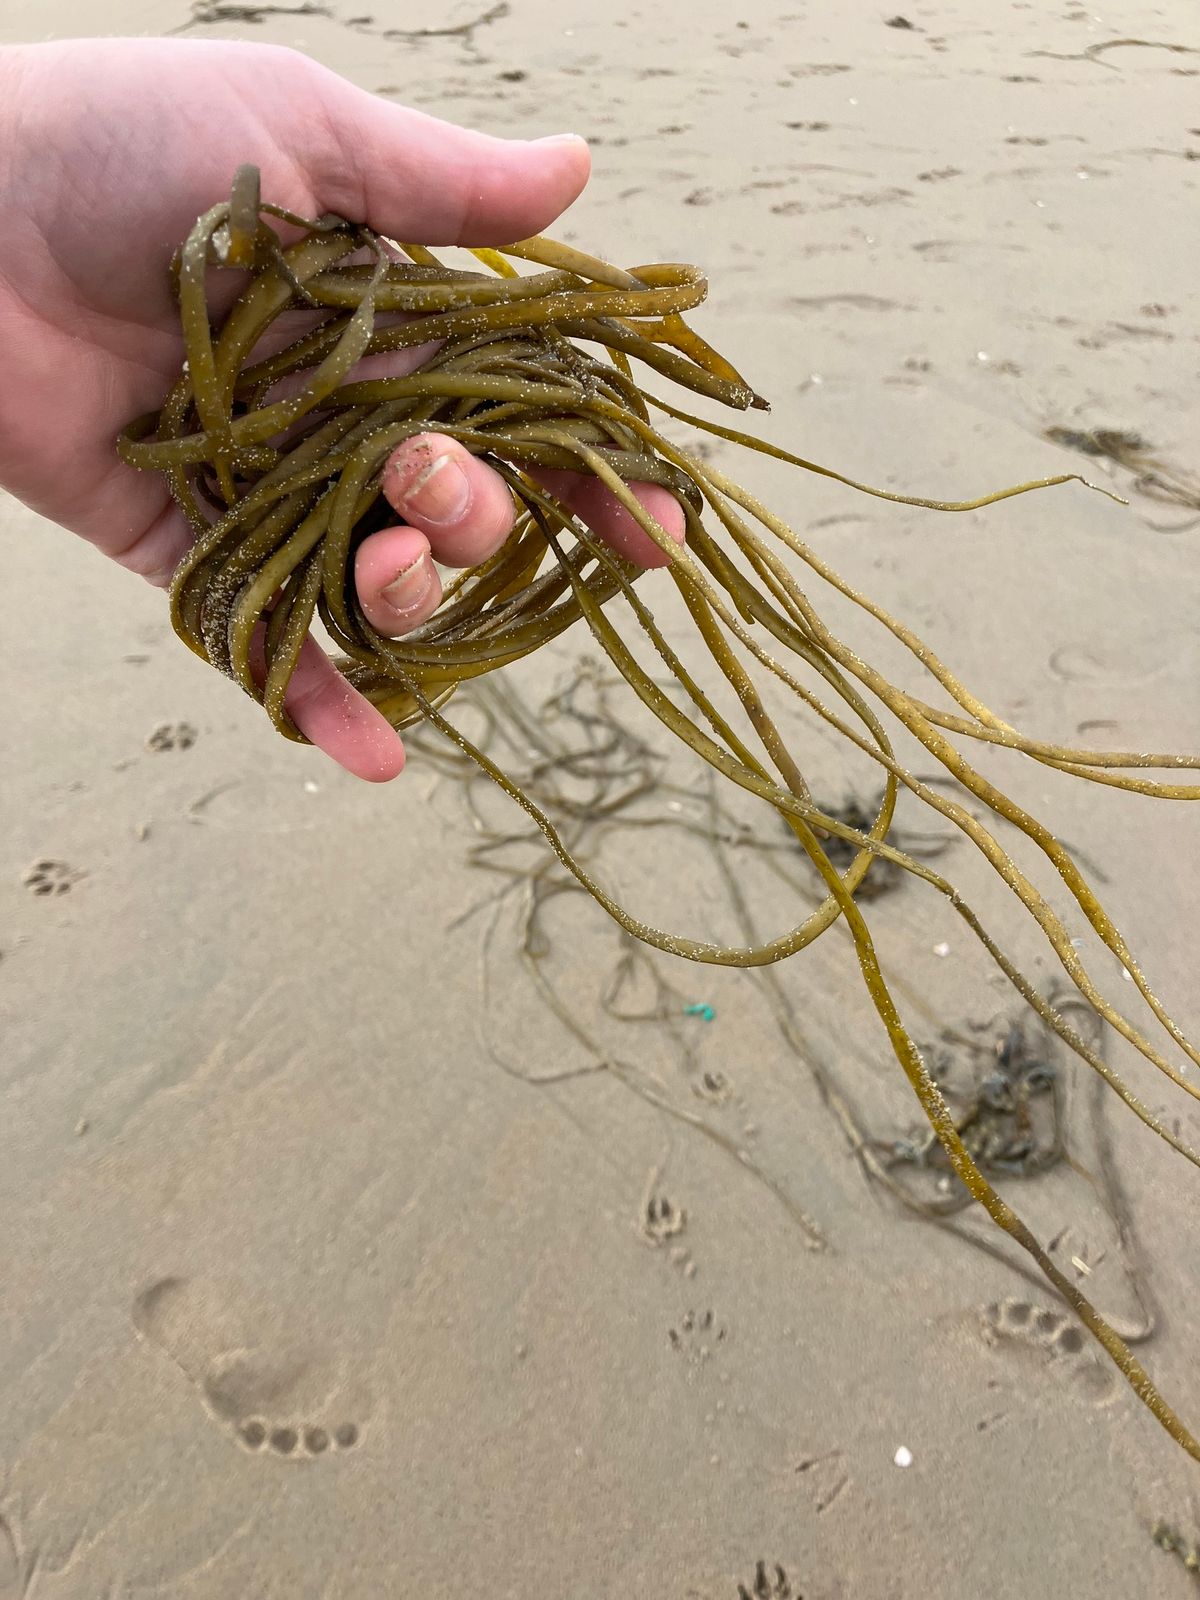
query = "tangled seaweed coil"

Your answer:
(118, 165), (1200, 1462)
